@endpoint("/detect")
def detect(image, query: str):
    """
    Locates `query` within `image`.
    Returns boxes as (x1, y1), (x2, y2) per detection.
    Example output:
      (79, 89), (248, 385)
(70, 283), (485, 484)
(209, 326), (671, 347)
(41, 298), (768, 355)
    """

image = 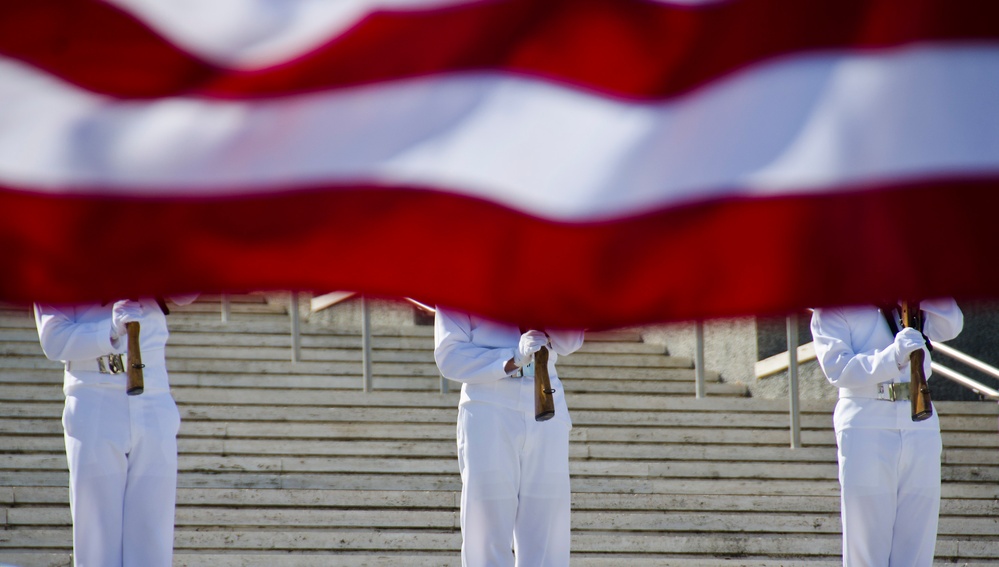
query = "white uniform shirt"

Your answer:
(35, 299), (172, 394)
(434, 308), (584, 427)
(810, 298), (963, 431)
